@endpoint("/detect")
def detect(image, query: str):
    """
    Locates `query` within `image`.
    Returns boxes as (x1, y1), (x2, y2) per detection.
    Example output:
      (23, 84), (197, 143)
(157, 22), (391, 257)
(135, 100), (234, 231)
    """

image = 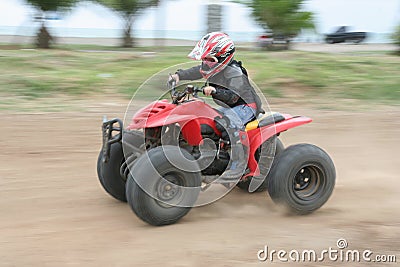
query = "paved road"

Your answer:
(1, 35), (397, 53)
(291, 42), (397, 53)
